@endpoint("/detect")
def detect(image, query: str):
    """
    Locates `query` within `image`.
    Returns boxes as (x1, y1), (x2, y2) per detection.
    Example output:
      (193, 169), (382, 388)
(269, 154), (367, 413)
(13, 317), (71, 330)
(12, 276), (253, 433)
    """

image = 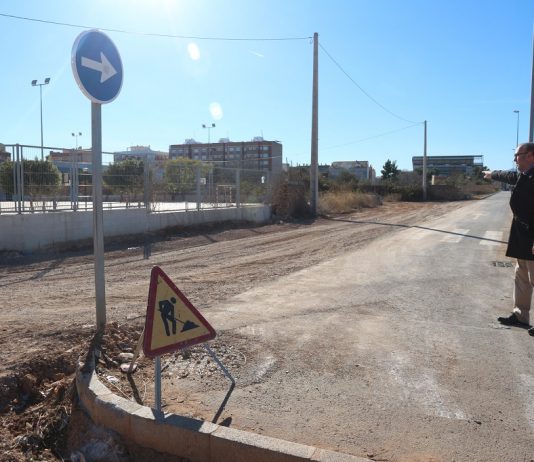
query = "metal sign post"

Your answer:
(204, 344), (235, 385)
(155, 356), (162, 412)
(71, 29), (123, 331)
(92, 102), (106, 328)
